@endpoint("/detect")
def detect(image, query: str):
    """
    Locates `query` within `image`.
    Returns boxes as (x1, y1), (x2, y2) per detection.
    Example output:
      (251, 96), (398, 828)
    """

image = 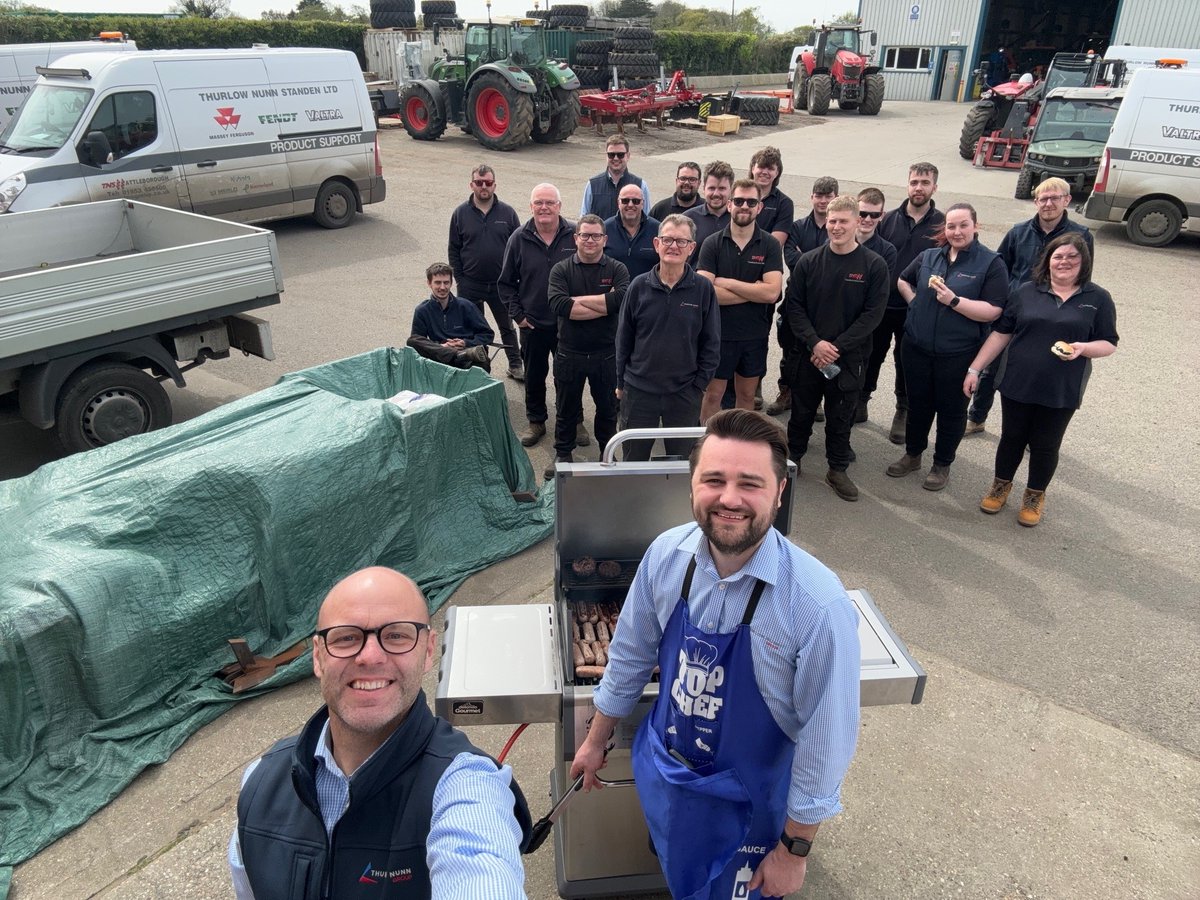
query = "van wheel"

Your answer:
(1126, 199), (1182, 247)
(55, 362), (171, 453)
(313, 180), (357, 229)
